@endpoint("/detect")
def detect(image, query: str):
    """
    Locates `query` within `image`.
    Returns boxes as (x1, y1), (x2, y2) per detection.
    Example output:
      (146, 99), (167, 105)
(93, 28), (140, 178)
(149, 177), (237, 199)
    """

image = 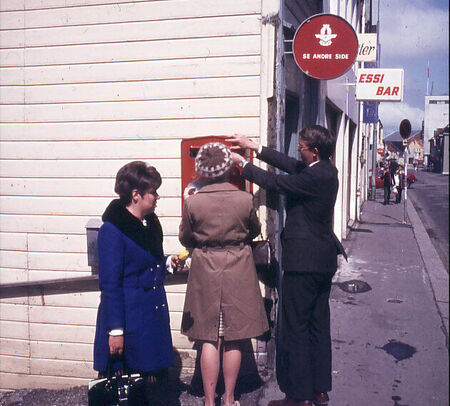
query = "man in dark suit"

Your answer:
(381, 164), (393, 205)
(228, 126), (346, 406)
